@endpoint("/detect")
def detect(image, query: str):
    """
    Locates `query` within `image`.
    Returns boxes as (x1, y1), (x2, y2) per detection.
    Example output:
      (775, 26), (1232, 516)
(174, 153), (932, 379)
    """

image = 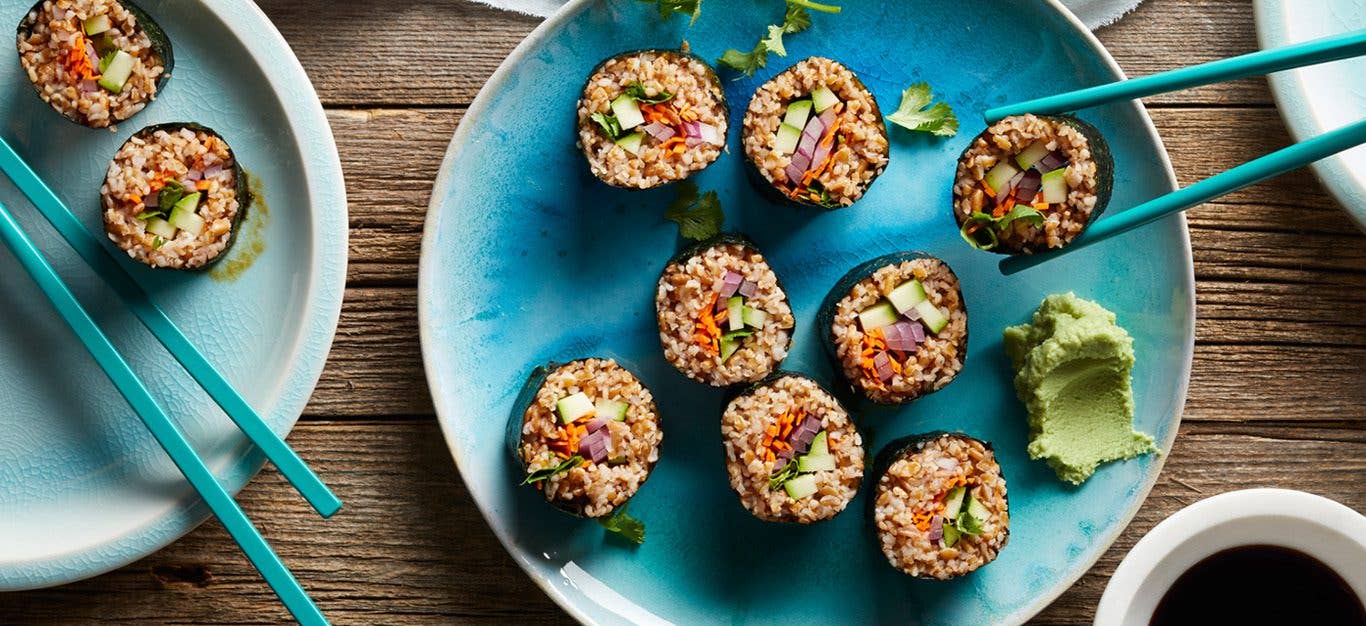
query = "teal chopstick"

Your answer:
(0, 135), (339, 518)
(1001, 118), (1366, 275)
(0, 198), (327, 626)
(985, 28), (1366, 122)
